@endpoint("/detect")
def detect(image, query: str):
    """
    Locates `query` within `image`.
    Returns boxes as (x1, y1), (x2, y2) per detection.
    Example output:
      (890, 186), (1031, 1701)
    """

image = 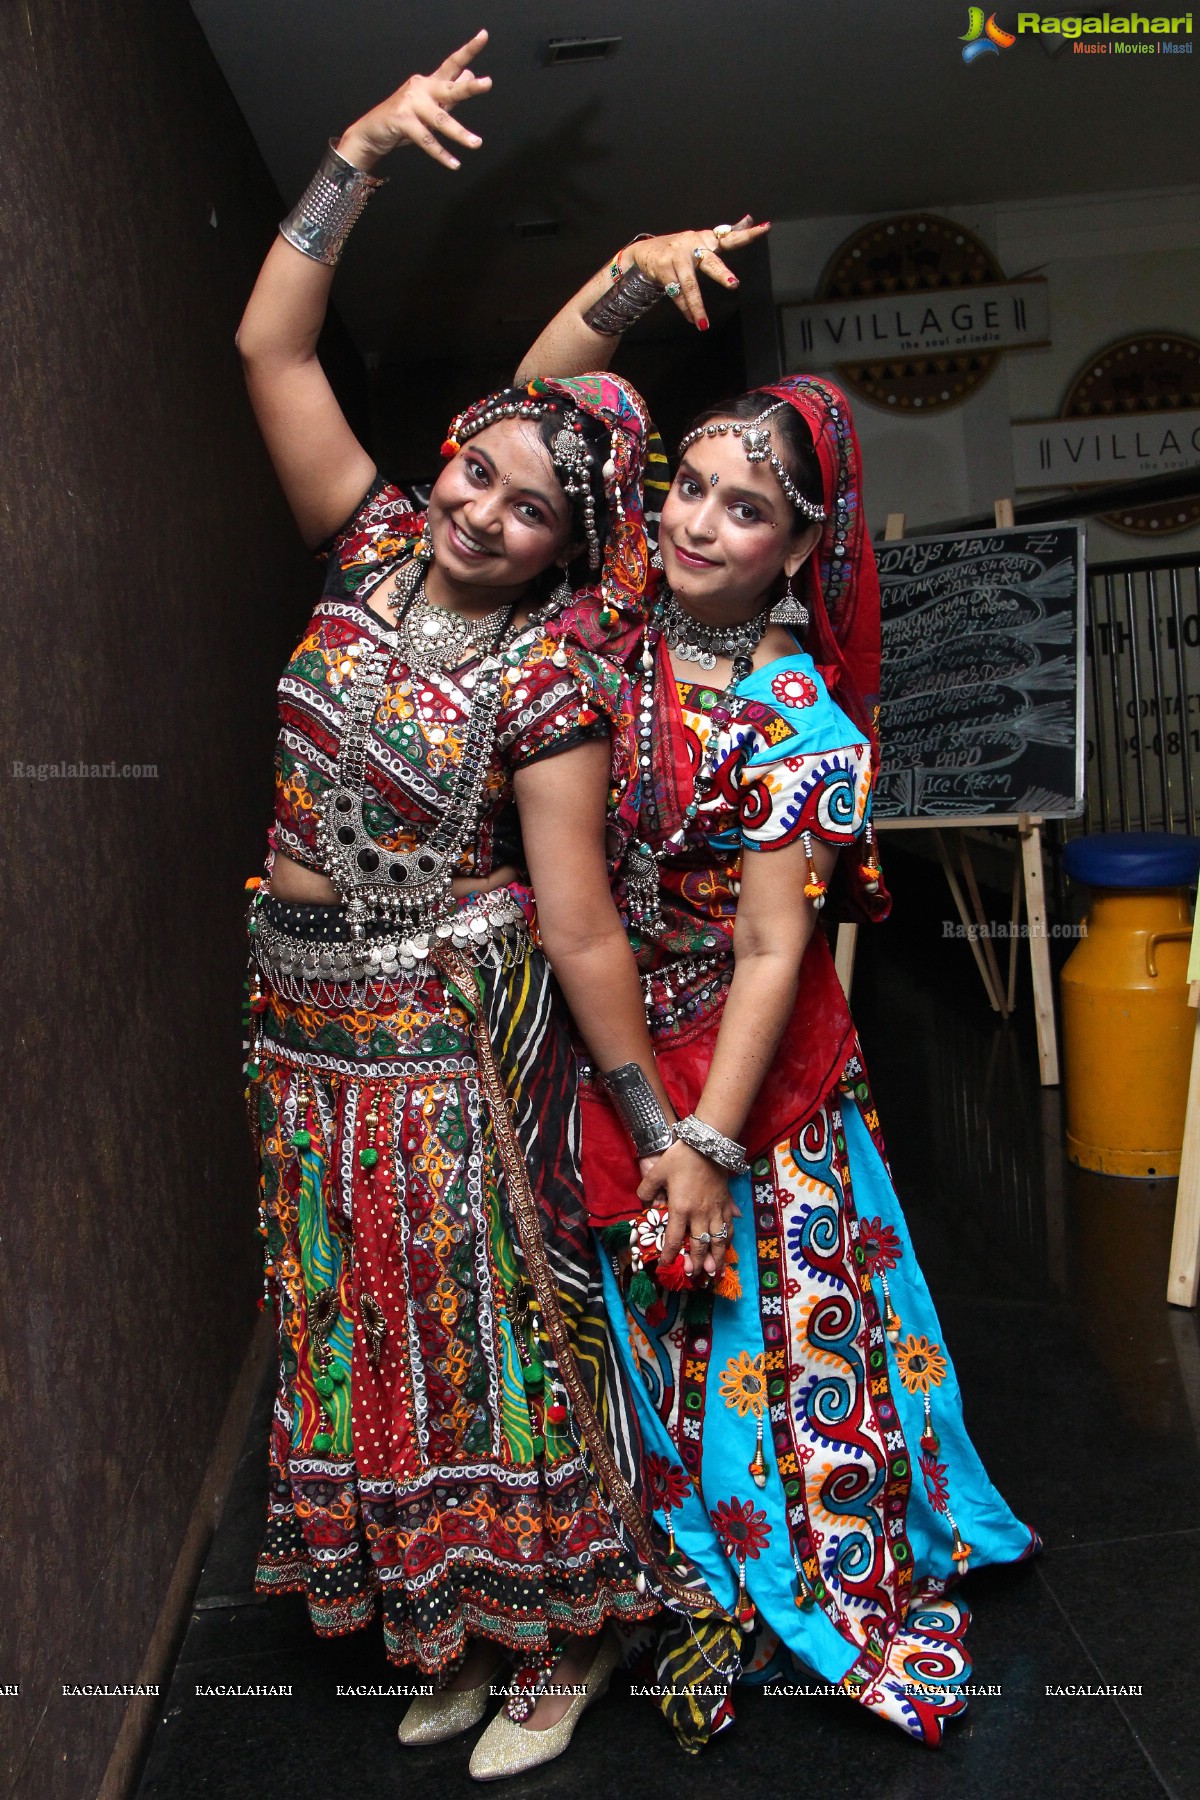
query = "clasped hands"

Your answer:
(638, 1140), (735, 1283)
